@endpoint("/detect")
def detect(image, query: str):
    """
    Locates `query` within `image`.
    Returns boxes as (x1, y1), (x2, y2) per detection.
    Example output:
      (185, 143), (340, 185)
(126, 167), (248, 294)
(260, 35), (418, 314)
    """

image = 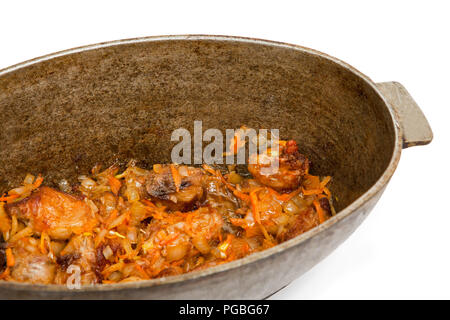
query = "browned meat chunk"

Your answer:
(10, 237), (56, 284)
(277, 207), (319, 242)
(6, 187), (97, 240)
(145, 165), (205, 212)
(248, 140), (309, 191)
(54, 234), (98, 285)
